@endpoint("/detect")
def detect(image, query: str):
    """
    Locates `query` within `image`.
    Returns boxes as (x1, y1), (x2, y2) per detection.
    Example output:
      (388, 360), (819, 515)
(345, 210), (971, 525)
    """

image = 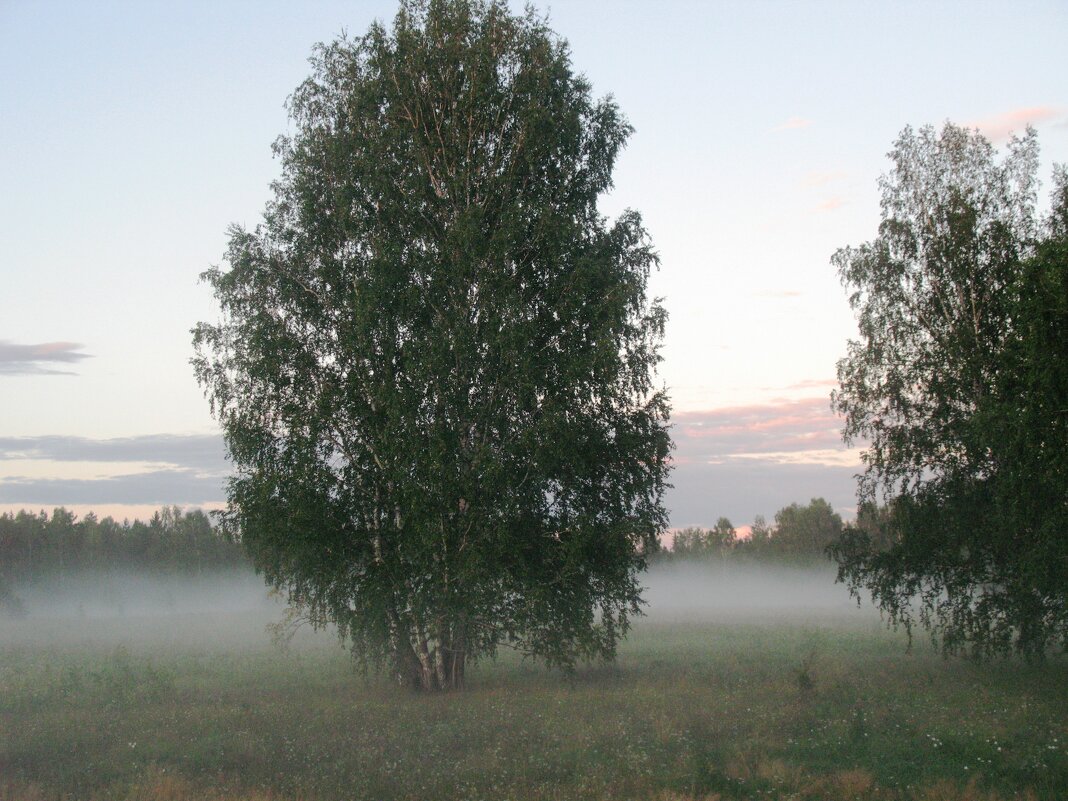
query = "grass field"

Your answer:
(1, 568), (1066, 800)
